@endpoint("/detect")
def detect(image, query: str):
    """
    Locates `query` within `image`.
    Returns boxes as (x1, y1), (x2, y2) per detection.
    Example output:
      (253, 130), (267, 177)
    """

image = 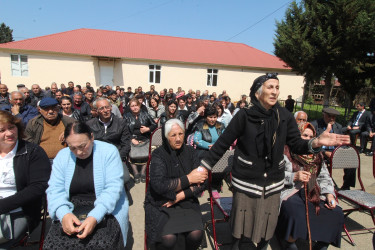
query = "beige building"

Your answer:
(0, 28), (304, 101)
